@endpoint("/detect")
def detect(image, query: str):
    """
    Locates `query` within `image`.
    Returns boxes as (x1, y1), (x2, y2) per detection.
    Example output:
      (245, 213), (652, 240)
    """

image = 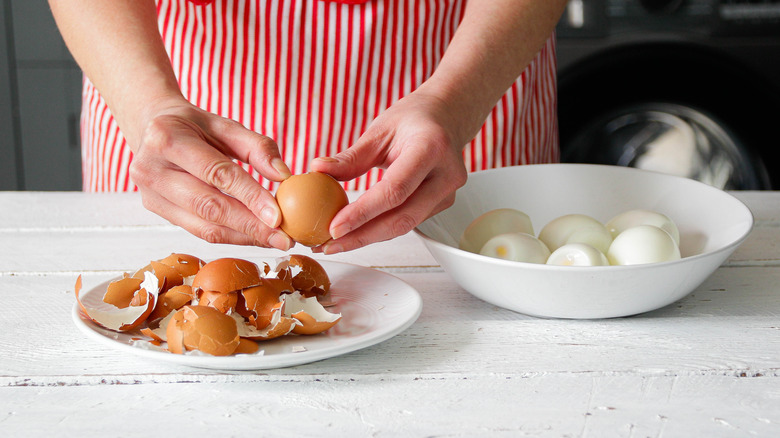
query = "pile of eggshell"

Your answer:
(459, 208), (682, 266)
(74, 253), (342, 356)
